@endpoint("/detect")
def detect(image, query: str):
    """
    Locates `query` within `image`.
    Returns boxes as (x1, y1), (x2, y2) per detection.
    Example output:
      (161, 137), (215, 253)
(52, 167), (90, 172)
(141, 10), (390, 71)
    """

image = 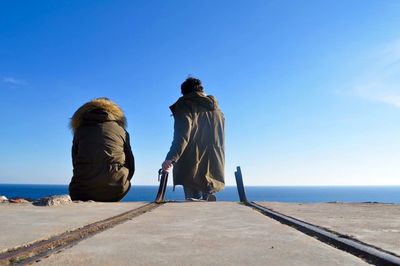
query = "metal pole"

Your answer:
(234, 166), (248, 203)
